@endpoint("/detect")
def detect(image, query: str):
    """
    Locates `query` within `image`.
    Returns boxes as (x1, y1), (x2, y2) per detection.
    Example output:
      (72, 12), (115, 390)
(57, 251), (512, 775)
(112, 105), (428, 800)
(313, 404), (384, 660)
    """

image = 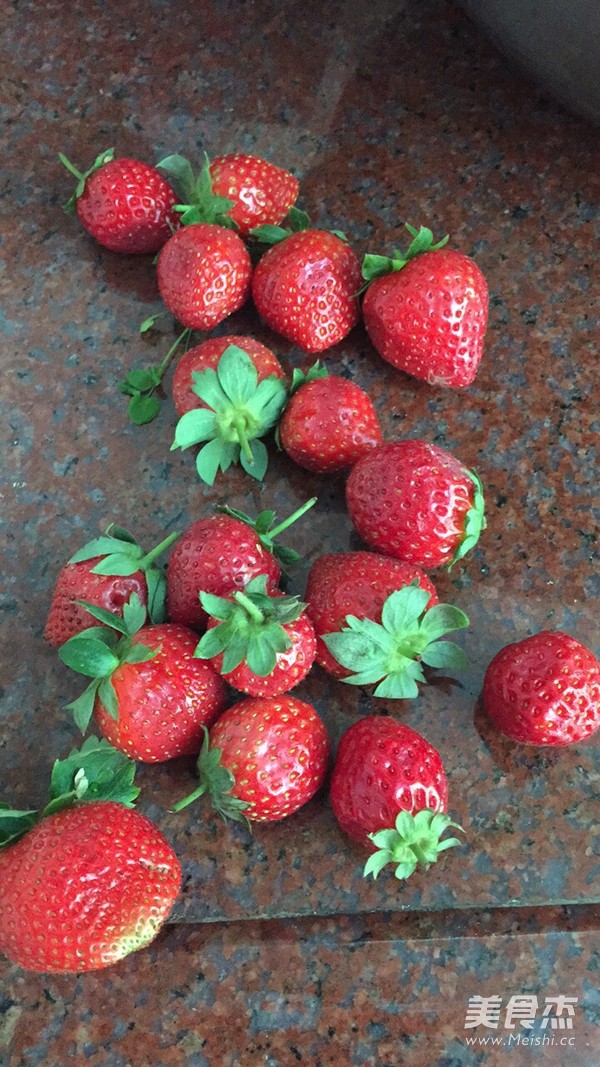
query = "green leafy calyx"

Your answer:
(449, 468), (486, 567)
(250, 205), (312, 245)
(288, 361), (328, 397)
(58, 148), (115, 213)
(156, 153), (237, 228)
(121, 326), (192, 425)
(364, 809), (463, 880)
(361, 223), (449, 282)
(217, 496), (317, 568)
(171, 727), (250, 826)
(322, 583), (469, 699)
